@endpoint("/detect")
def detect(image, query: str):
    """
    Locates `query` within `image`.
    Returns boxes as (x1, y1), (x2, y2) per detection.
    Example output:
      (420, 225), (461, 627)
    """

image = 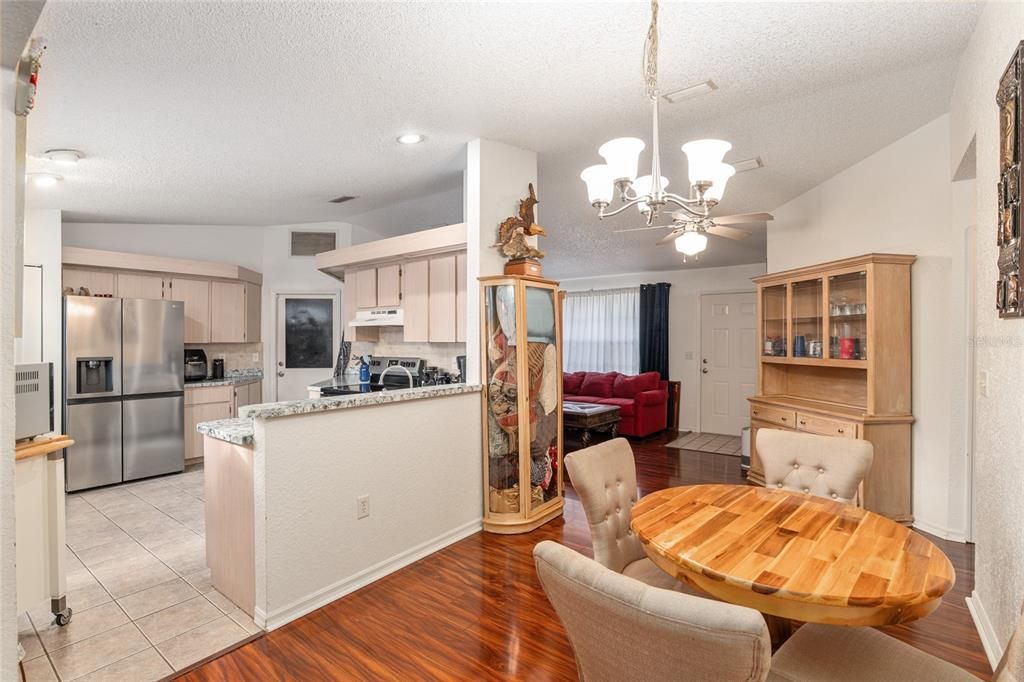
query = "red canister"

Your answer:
(839, 337), (856, 359)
